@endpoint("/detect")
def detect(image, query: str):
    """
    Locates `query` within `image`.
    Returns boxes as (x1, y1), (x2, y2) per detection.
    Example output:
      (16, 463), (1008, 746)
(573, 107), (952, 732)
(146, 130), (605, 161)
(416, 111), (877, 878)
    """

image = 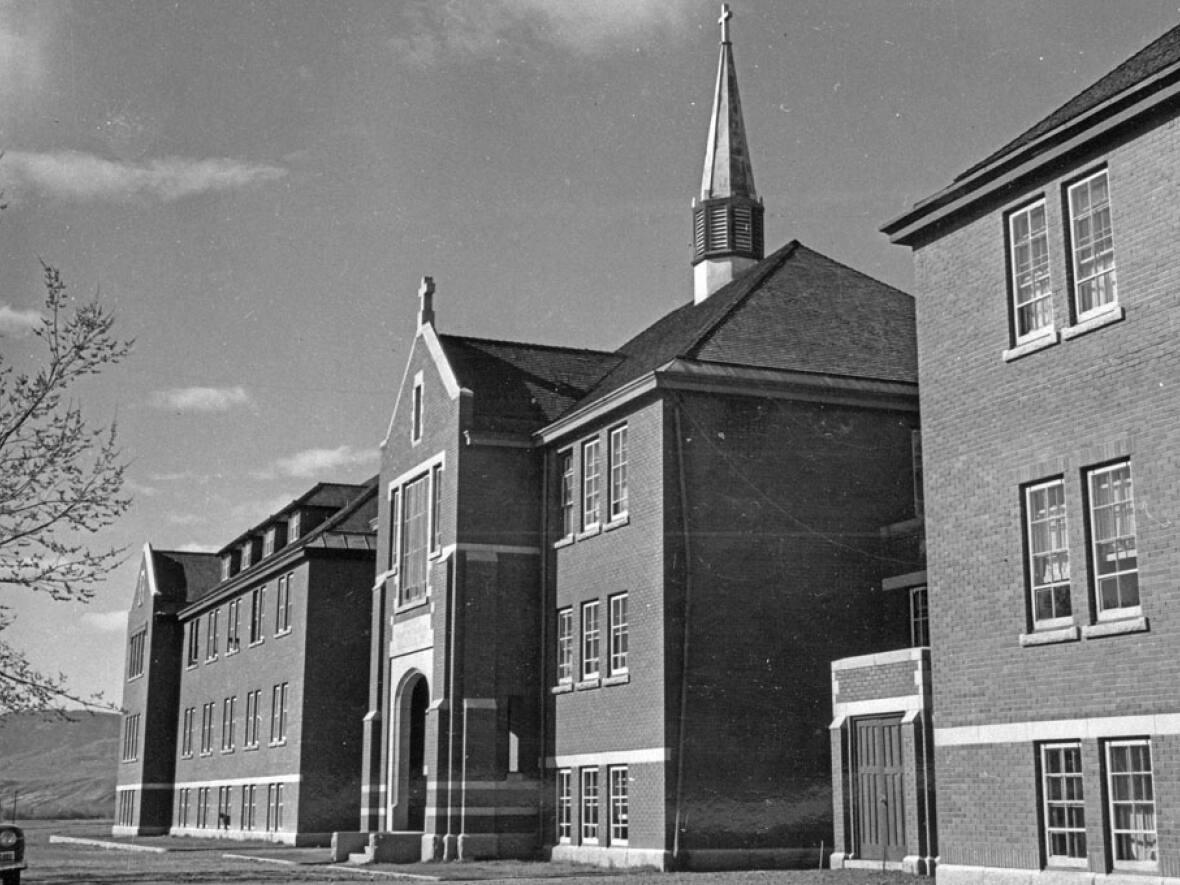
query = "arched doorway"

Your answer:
(390, 672), (429, 831)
